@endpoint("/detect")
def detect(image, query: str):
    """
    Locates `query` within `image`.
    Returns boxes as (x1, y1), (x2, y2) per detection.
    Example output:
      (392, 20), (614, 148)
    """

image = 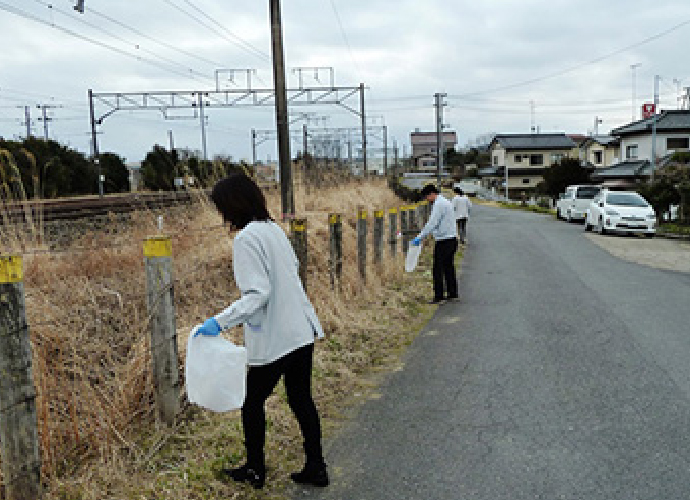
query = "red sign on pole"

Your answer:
(642, 103), (656, 119)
